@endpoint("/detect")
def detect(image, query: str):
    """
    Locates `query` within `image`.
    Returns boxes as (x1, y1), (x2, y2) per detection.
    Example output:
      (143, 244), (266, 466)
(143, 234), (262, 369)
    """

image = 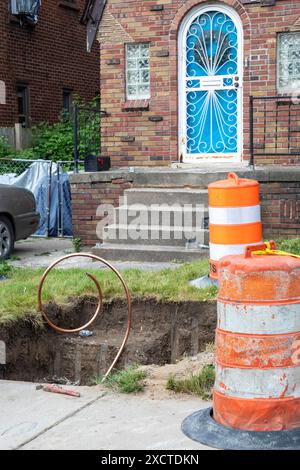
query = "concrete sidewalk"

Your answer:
(0, 380), (212, 450)
(10, 238), (179, 272)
